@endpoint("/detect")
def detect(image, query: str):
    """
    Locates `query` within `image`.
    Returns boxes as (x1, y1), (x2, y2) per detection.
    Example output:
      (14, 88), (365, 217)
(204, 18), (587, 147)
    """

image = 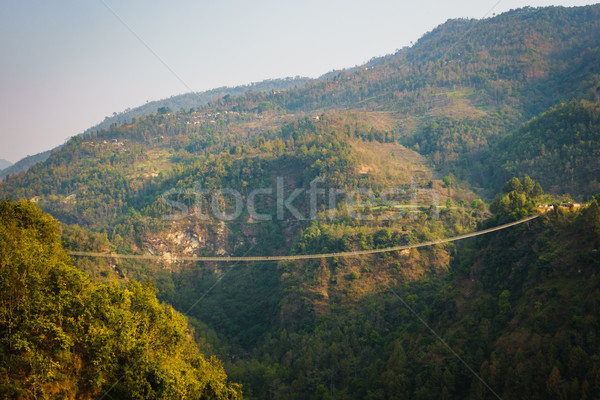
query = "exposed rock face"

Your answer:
(143, 219), (210, 266)
(166, 231), (203, 253)
(142, 216), (245, 266)
(215, 221), (228, 256)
